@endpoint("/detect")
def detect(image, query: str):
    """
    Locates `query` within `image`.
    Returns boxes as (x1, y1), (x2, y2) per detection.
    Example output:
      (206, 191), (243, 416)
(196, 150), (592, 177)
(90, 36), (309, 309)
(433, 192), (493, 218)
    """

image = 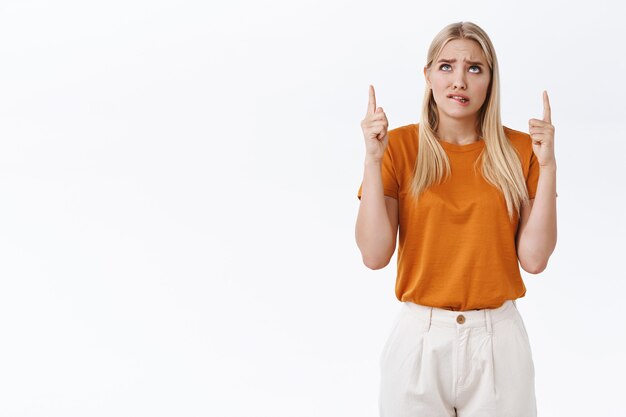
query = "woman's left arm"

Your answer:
(516, 90), (558, 274)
